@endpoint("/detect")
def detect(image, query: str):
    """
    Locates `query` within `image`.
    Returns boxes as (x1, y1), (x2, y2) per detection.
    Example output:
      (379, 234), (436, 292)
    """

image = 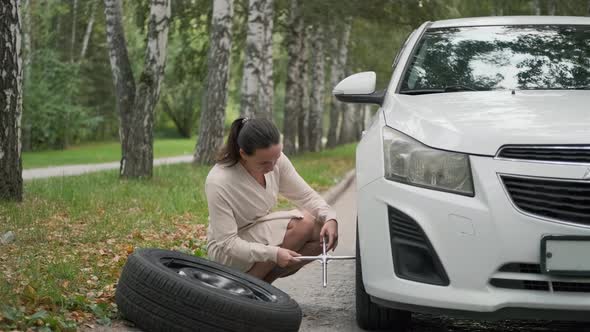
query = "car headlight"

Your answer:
(382, 126), (474, 196)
